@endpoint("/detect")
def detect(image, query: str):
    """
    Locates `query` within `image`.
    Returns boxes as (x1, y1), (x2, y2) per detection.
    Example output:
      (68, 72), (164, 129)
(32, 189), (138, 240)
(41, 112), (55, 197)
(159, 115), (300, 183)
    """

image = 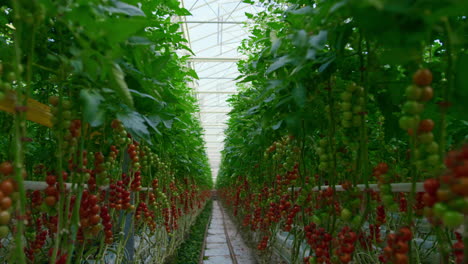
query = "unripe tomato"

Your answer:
(0, 225), (9, 238)
(0, 211), (10, 225)
(442, 211), (463, 228)
(340, 92), (352, 101)
(405, 85), (422, 100)
(425, 142), (439, 154)
(402, 101), (423, 115)
(417, 132), (434, 144)
(340, 208), (352, 221)
(433, 202), (447, 217)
